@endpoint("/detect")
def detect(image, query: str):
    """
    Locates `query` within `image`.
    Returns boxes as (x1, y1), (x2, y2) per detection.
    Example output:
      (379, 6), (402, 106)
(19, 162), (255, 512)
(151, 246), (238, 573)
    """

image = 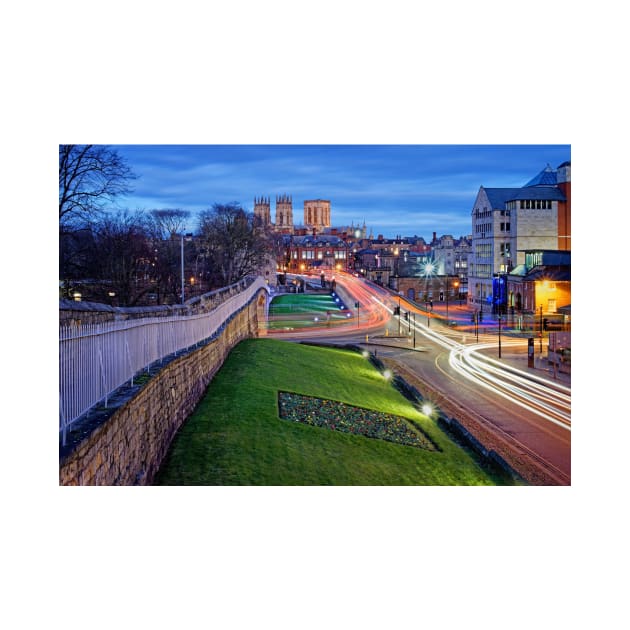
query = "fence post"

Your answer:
(125, 340), (133, 386)
(60, 397), (67, 446)
(98, 348), (108, 408)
